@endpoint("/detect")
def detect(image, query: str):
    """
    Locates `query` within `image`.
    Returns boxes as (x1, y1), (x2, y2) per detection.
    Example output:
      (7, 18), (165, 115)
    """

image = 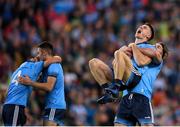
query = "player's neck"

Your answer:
(135, 38), (147, 44)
